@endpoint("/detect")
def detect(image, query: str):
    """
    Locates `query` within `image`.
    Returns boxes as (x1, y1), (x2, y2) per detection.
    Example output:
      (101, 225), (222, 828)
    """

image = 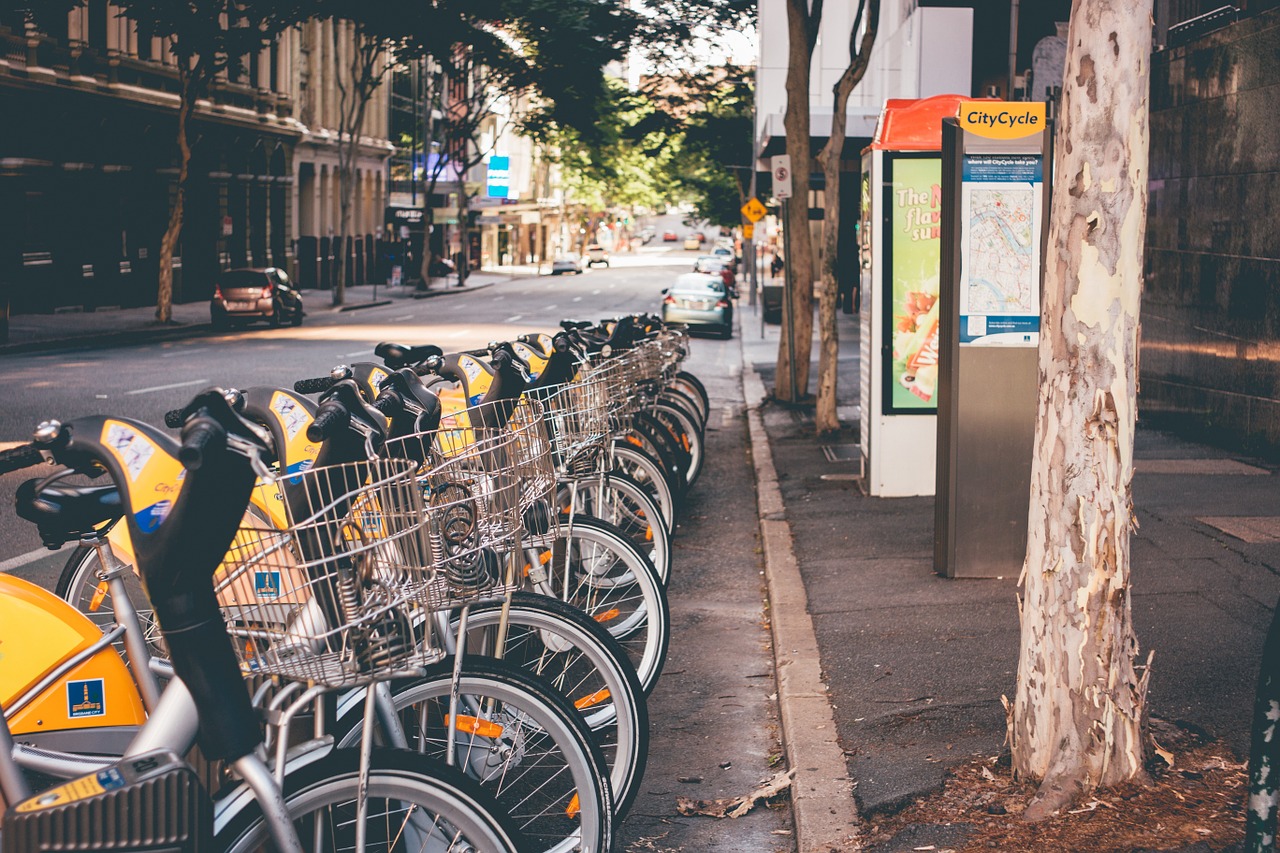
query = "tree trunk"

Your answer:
(814, 0), (878, 434)
(775, 0), (819, 402)
(157, 64), (193, 324)
(1245, 597), (1280, 852)
(457, 191), (470, 285)
(1011, 0), (1154, 822)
